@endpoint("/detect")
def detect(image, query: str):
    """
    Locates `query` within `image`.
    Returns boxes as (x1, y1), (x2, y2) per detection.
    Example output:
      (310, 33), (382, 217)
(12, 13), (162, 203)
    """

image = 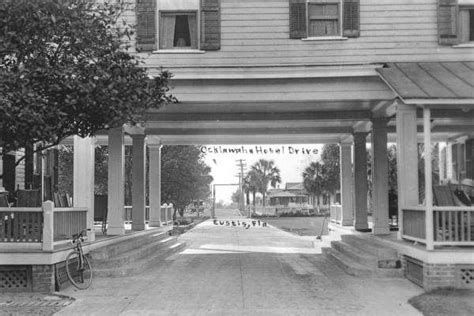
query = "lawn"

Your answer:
(409, 288), (474, 315)
(262, 216), (329, 236)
